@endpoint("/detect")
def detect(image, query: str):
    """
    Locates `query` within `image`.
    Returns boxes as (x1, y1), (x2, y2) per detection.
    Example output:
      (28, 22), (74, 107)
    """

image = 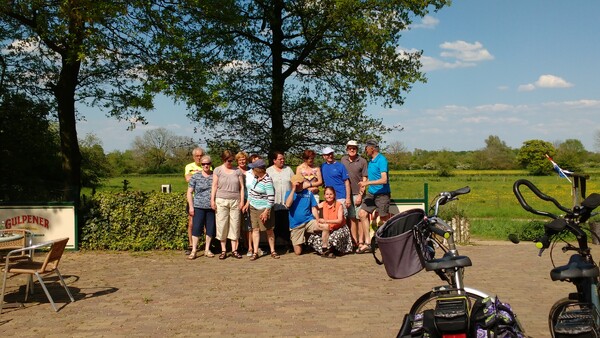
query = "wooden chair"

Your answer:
(1, 238), (75, 313)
